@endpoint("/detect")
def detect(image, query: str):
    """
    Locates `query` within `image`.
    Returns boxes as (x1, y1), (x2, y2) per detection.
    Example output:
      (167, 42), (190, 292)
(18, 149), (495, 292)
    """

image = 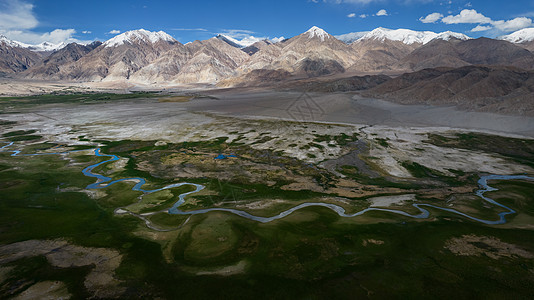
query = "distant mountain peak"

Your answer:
(103, 29), (177, 47)
(359, 27), (470, 45)
(335, 31), (370, 44)
(215, 34), (266, 48)
(305, 26), (330, 41)
(434, 31), (471, 42)
(0, 35), (67, 51)
(0, 35), (26, 48)
(501, 28), (534, 43)
(28, 41), (67, 52)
